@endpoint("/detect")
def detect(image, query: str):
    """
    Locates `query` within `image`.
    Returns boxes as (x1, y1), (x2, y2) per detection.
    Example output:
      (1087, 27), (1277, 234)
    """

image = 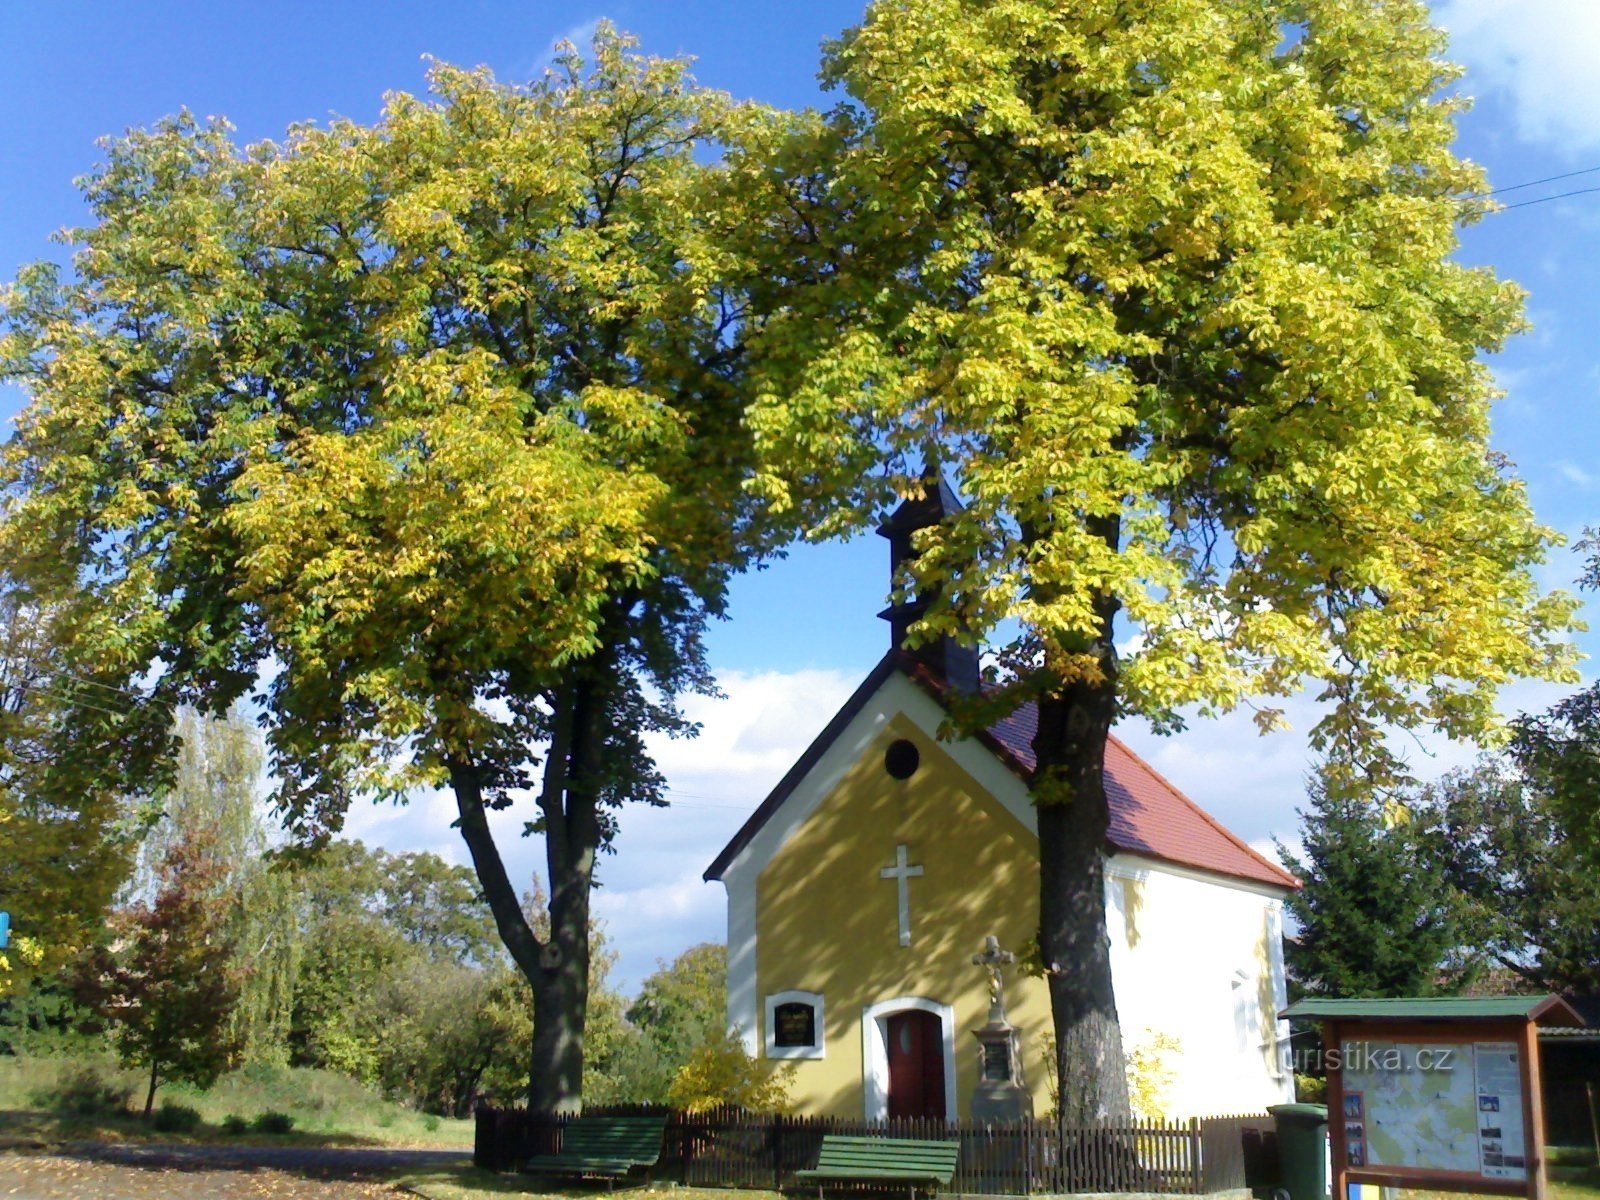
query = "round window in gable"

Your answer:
(884, 739), (920, 780)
